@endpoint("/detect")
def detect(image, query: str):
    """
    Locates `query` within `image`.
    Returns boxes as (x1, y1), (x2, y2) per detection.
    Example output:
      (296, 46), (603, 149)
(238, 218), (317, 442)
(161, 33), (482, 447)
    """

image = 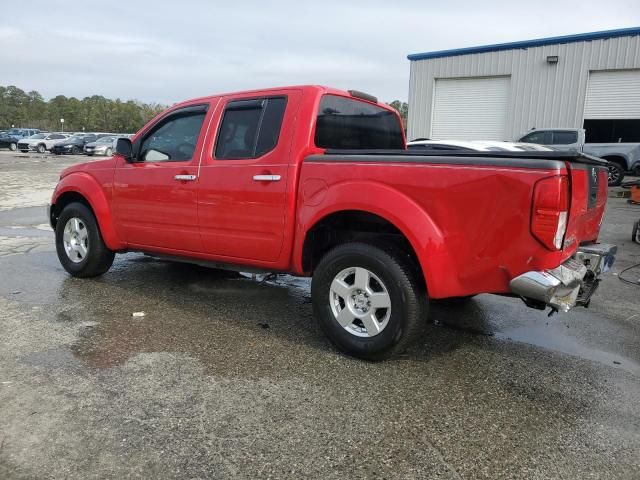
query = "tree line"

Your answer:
(0, 84), (409, 135)
(0, 85), (166, 134)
